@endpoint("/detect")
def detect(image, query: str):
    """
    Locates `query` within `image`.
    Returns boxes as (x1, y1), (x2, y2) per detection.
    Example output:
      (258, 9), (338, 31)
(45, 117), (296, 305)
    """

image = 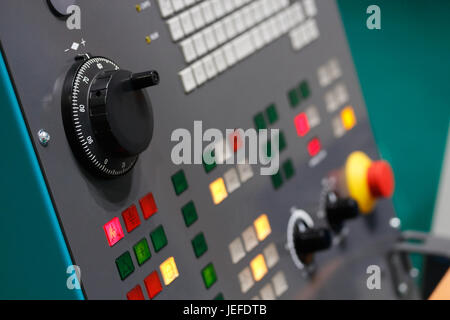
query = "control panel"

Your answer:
(0, 0), (411, 299)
